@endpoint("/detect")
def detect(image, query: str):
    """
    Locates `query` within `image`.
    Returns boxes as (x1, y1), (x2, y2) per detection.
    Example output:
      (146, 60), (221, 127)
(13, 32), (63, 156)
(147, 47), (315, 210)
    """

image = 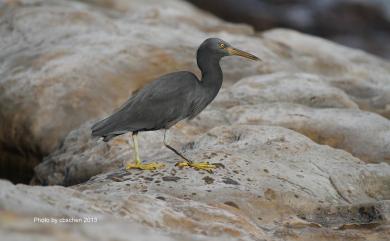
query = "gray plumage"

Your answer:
(92, 38), (259, 142)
